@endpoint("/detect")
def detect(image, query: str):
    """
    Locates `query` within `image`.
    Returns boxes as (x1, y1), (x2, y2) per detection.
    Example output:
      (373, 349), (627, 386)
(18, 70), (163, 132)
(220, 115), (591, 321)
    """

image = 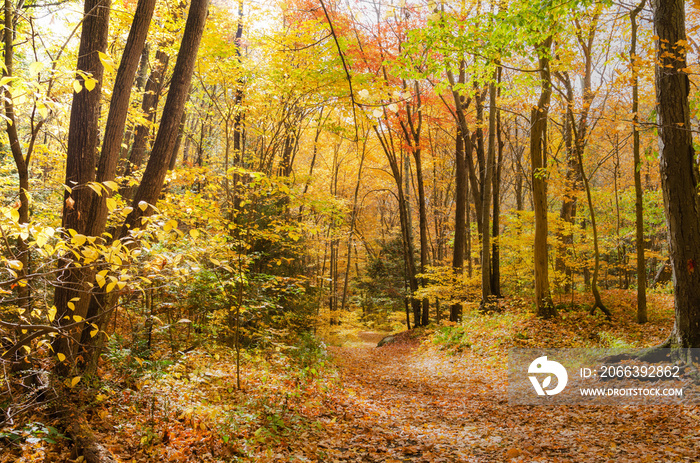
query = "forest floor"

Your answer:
(3, 291), (700, 462)
(317, 332), (700, 462)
